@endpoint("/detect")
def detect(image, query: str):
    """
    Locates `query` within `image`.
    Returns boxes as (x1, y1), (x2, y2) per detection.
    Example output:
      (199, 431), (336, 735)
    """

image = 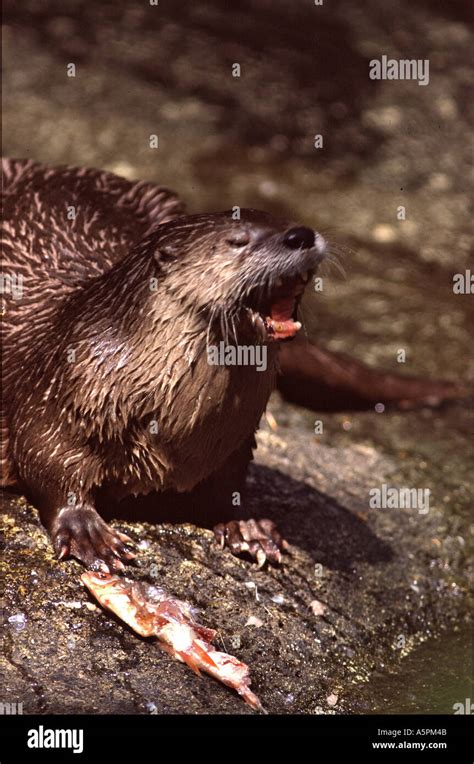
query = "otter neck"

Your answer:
(48, 237), (276, 436)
